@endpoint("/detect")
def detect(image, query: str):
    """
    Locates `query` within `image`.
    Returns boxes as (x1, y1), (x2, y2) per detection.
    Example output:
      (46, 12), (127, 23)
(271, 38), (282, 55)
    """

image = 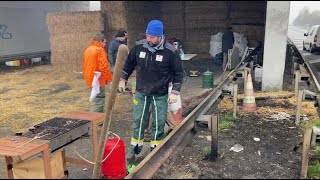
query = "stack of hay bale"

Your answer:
(47, 11), (103, 72)
(100, 1), (128, 47)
